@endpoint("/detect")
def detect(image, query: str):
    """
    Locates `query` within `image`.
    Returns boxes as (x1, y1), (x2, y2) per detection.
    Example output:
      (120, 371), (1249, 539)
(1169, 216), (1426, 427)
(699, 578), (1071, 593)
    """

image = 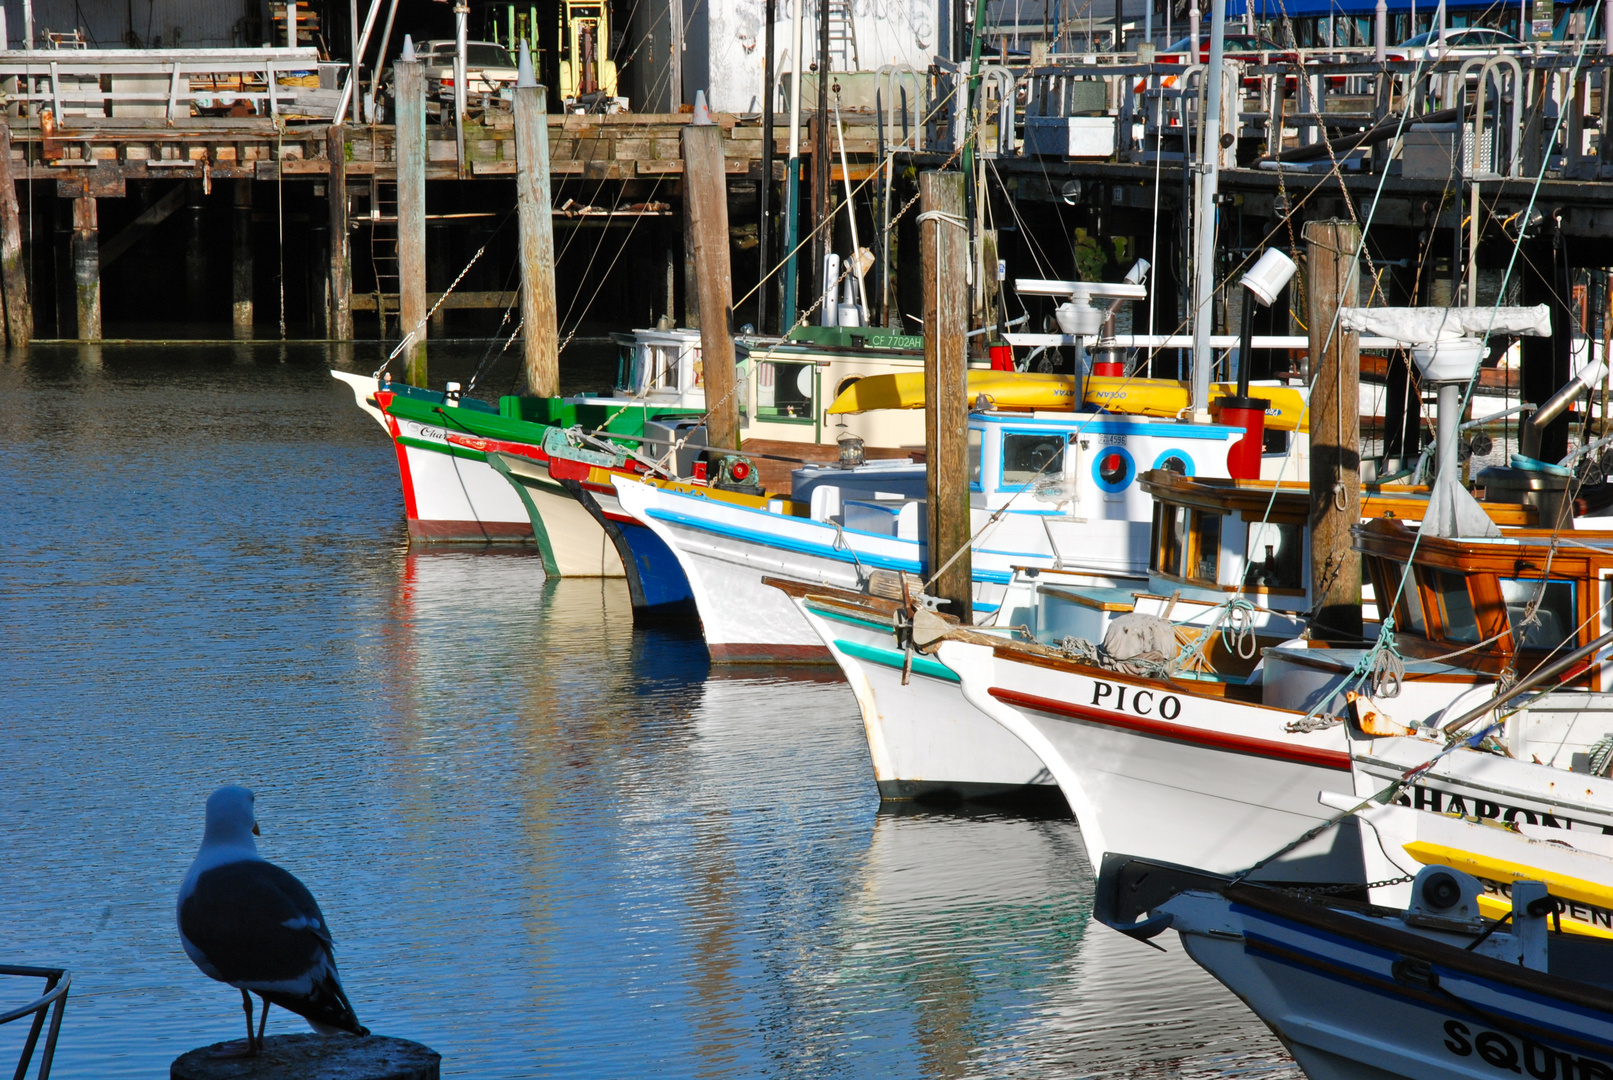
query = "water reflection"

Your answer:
(0, 347), (1298, 1079)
